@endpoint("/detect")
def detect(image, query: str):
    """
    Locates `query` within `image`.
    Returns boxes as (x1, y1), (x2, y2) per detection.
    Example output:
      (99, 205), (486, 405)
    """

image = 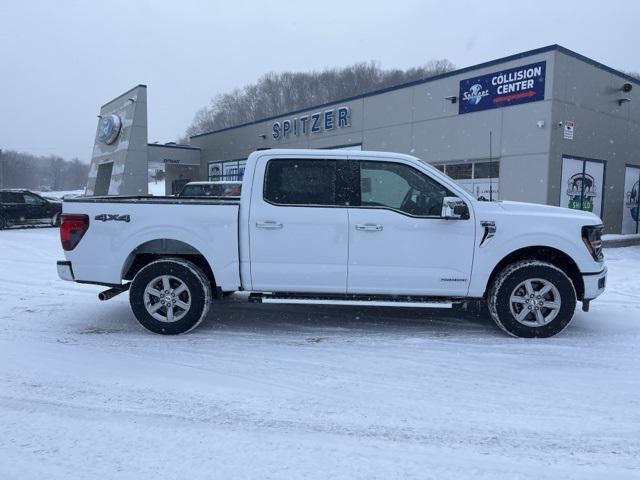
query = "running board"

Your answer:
(249, 293), (454, 309)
